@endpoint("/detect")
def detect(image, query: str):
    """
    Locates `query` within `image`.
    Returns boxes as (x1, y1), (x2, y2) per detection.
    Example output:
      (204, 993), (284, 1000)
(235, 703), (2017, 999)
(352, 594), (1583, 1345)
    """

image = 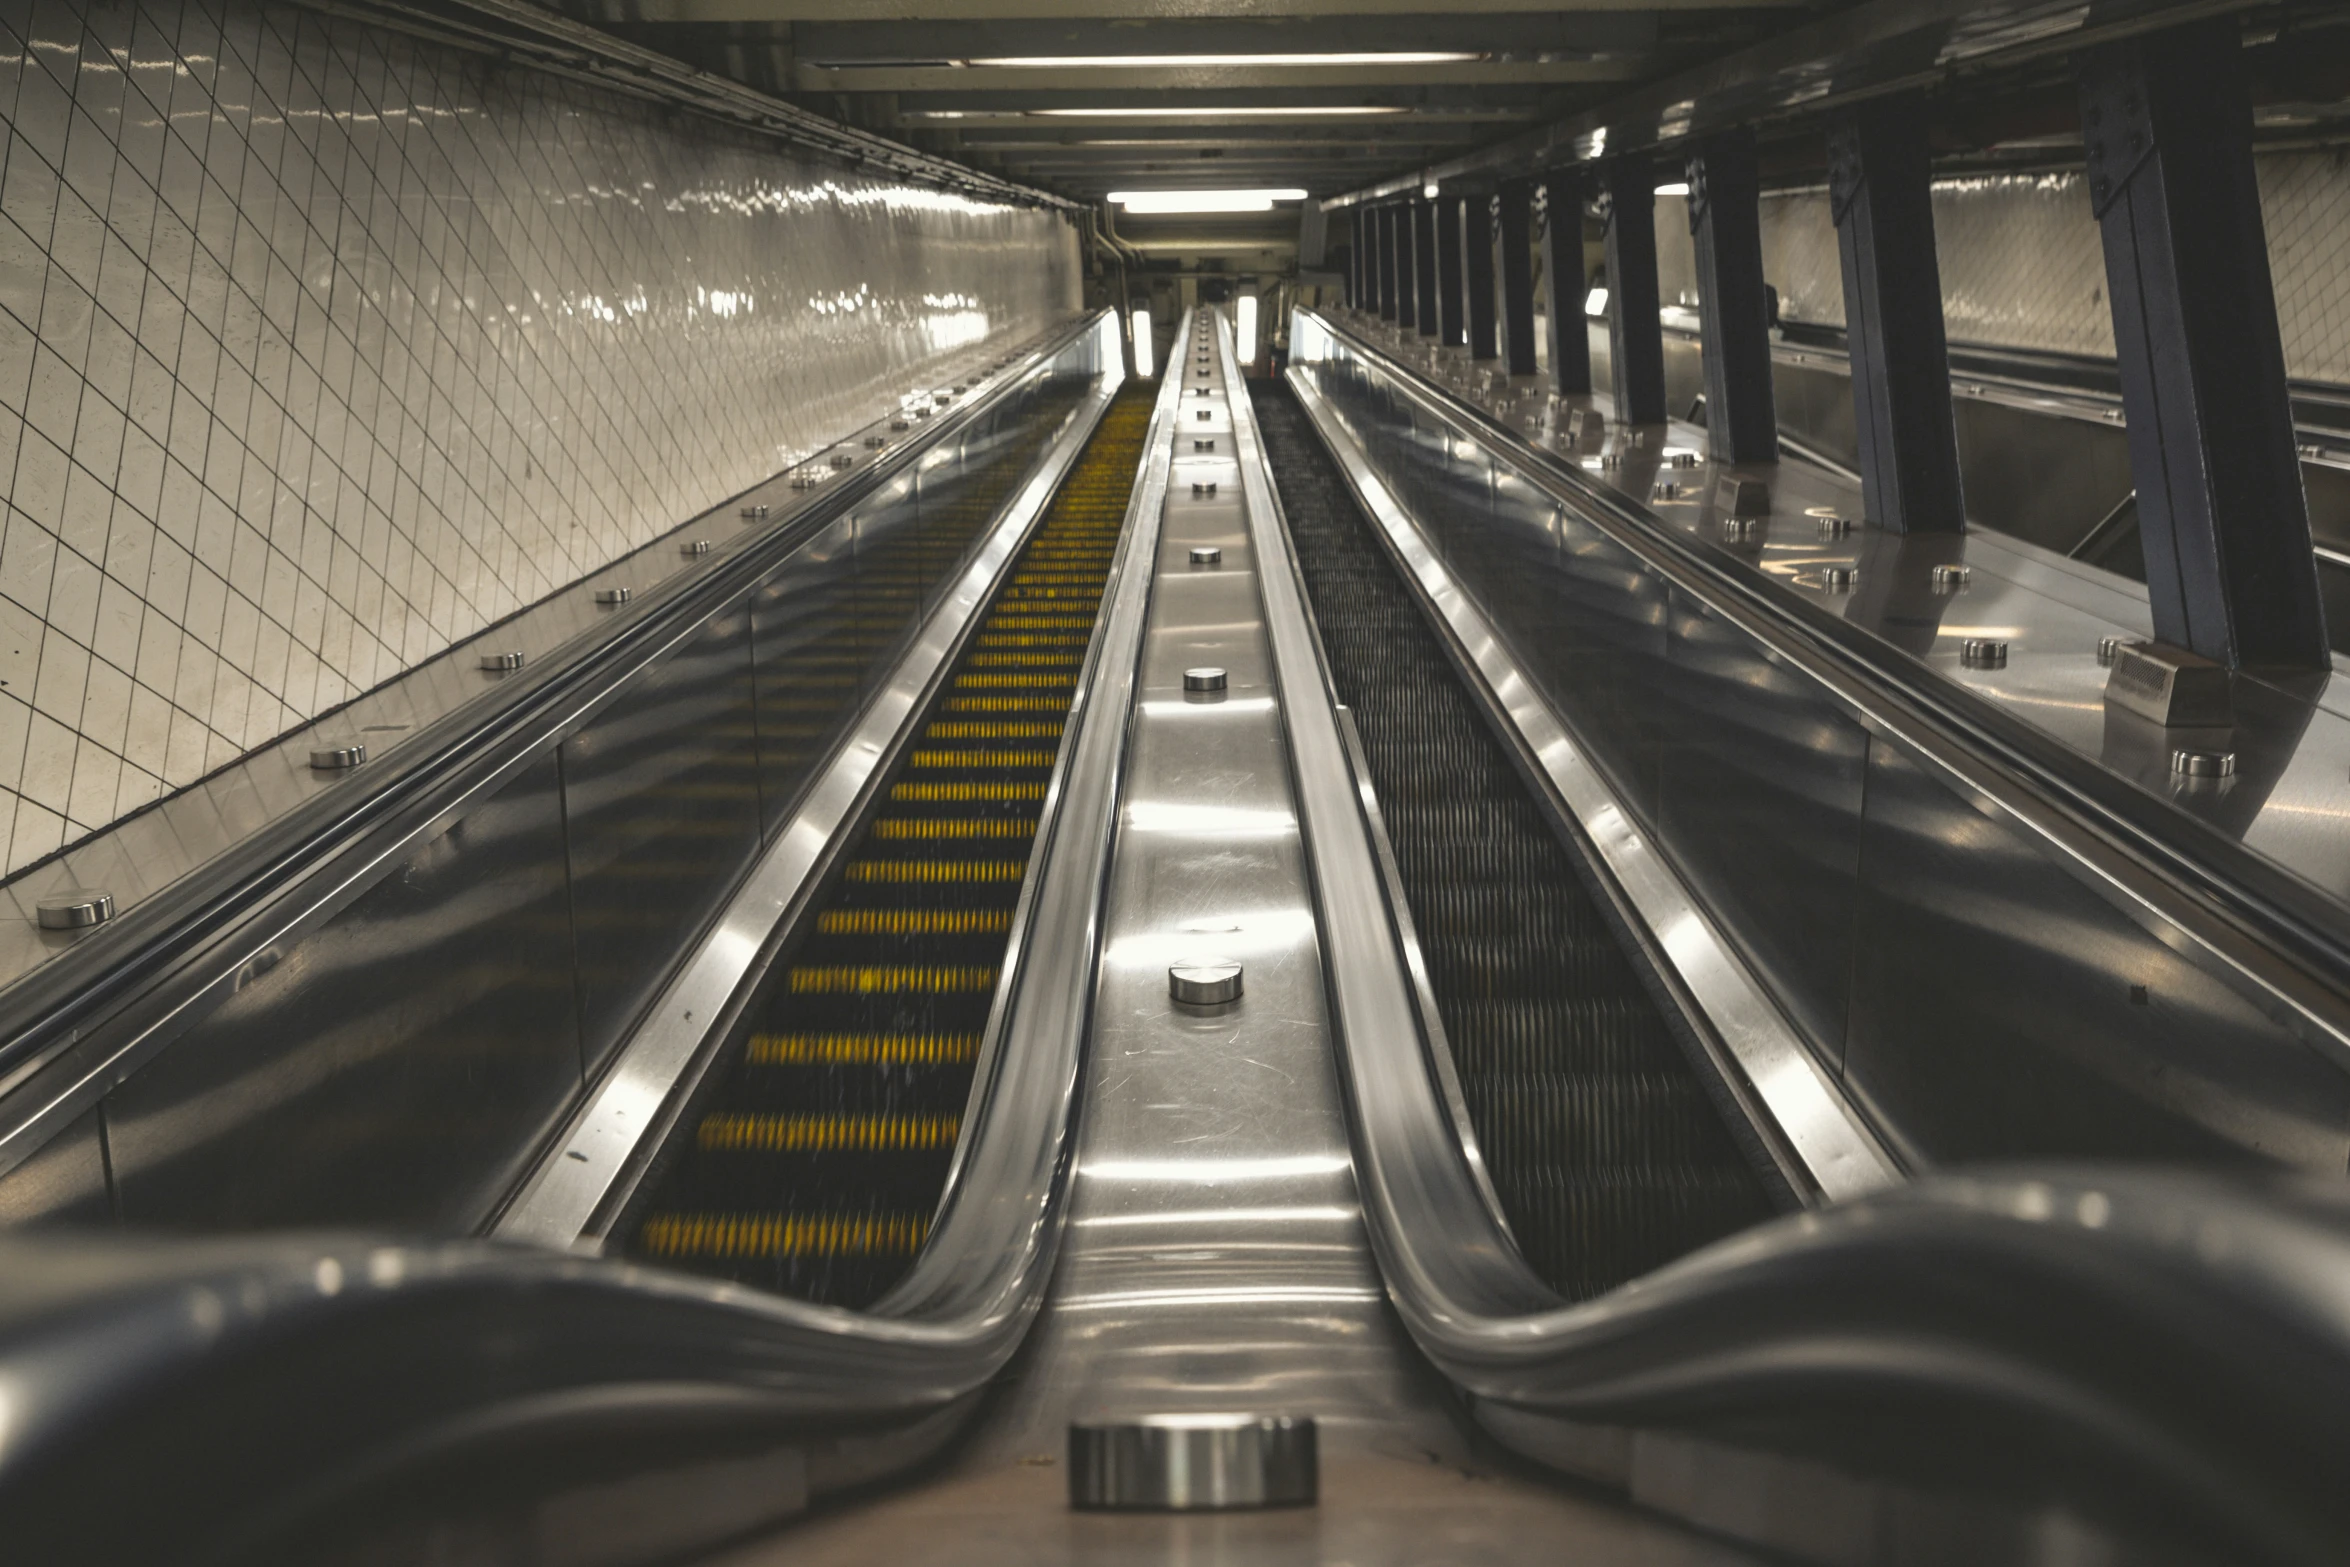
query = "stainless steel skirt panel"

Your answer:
(104, 751), (584, 1230)
(1288, 309), (2350, 1177)
(750, 517), (863, 841)
(561, 596), (767, 1080)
